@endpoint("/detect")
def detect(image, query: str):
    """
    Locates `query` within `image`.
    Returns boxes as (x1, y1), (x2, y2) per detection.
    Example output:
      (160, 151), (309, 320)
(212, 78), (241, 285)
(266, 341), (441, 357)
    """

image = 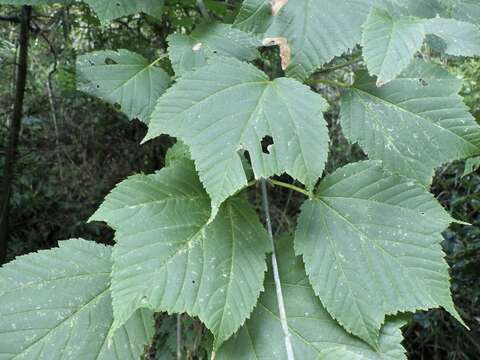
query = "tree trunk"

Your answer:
(0, 6), (31, 264)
